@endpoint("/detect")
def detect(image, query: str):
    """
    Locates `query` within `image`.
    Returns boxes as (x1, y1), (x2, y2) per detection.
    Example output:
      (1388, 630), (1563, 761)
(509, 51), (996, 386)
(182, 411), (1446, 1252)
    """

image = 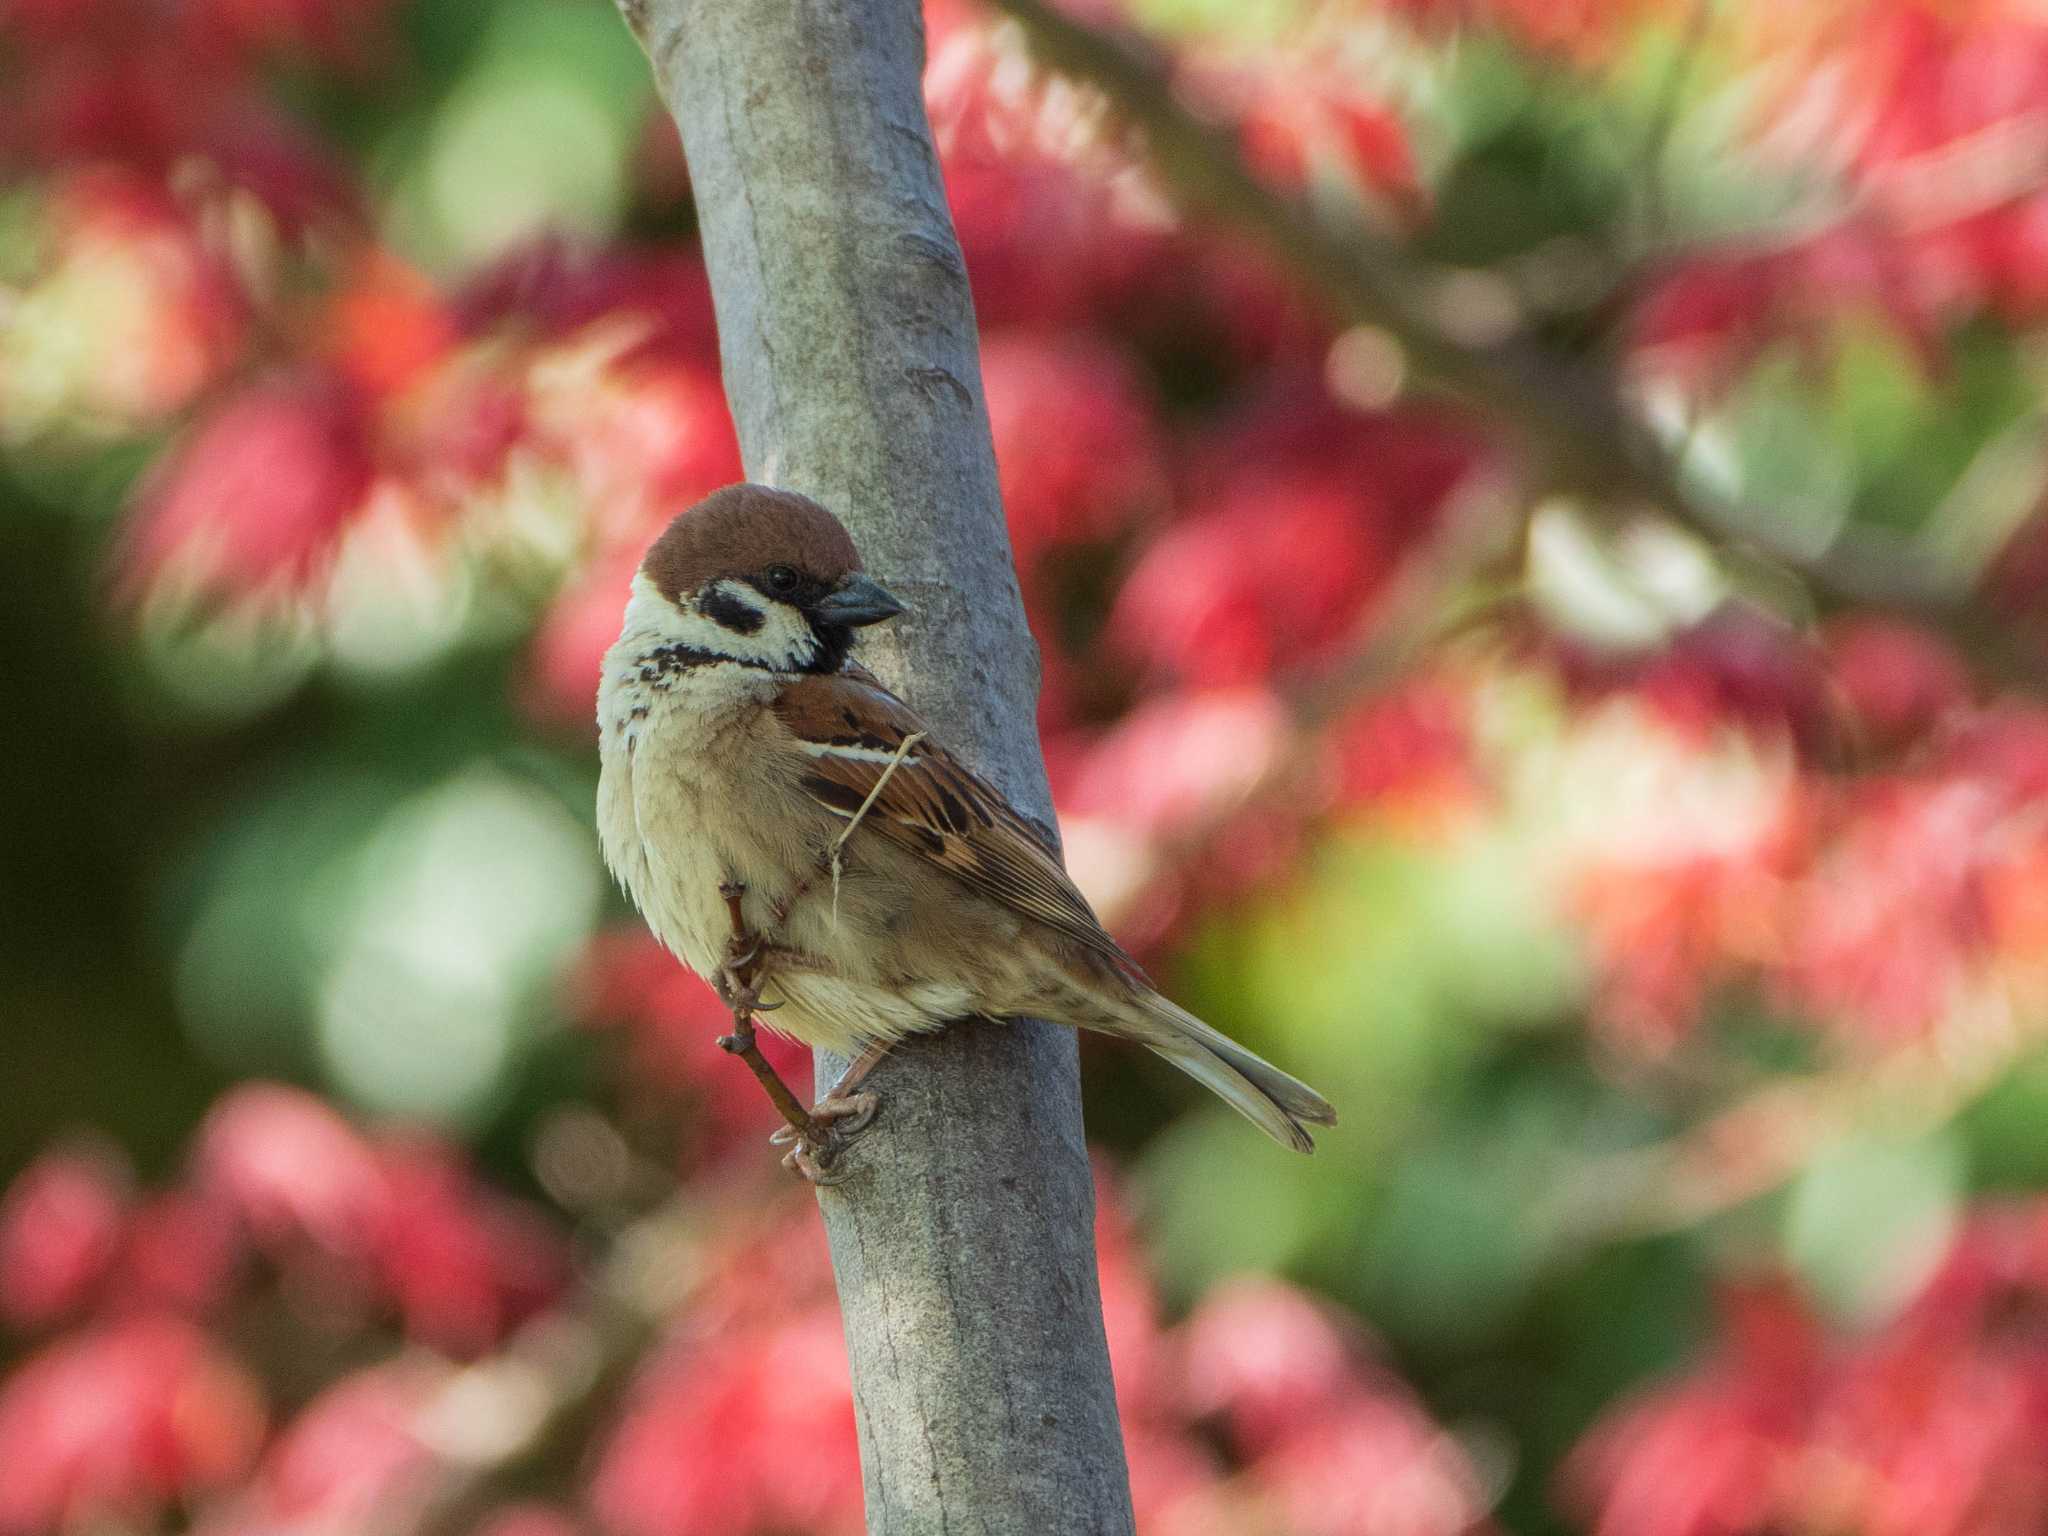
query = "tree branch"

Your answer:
(986, 0), (2029, 639)
(615, 0), (1136, 1530)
